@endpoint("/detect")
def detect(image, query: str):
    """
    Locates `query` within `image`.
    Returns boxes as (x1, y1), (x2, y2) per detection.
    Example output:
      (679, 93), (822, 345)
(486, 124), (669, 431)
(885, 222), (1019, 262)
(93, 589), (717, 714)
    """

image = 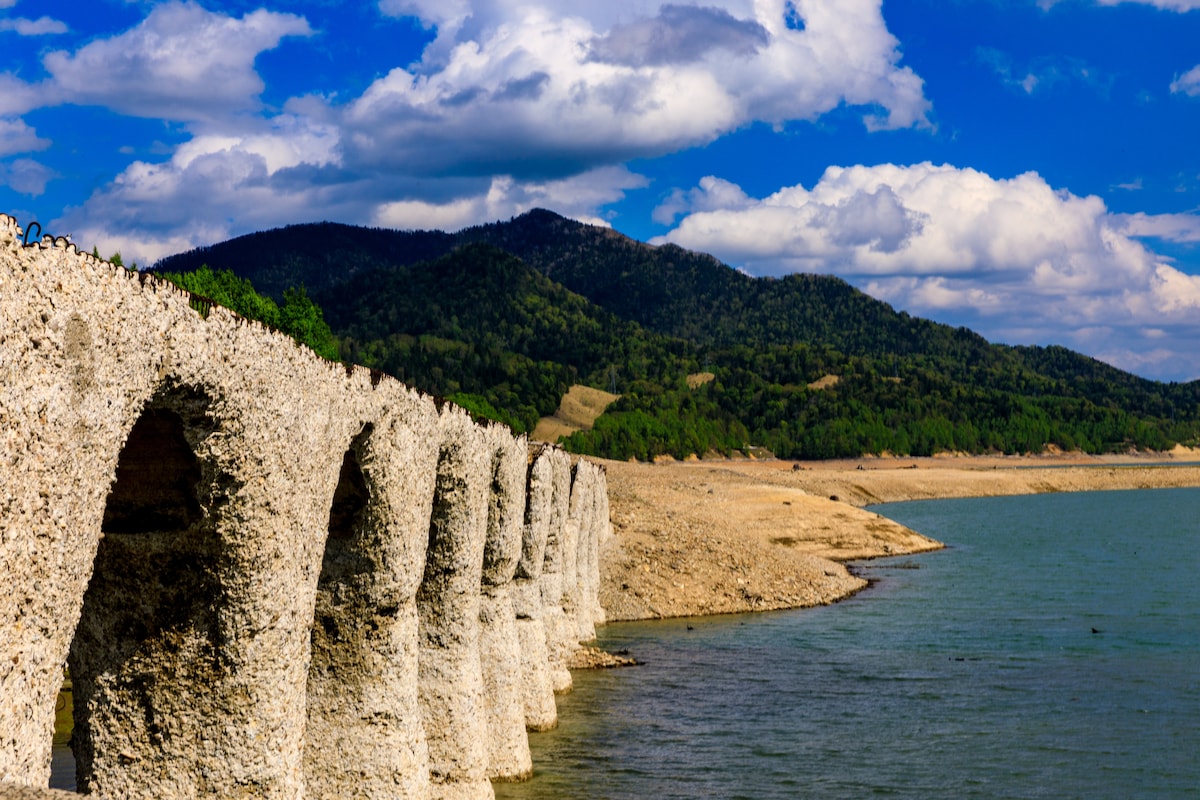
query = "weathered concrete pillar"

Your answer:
(554, 463), (585, 650)
(592, 466), (612, 628)
(539, 448), (576, 693)
(478, 425), (532, 782)
(514, 447), (557, 731)
(303, 388), (440, 800)
(568, 463), (598, 644)
(417, 407), (494, 800)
